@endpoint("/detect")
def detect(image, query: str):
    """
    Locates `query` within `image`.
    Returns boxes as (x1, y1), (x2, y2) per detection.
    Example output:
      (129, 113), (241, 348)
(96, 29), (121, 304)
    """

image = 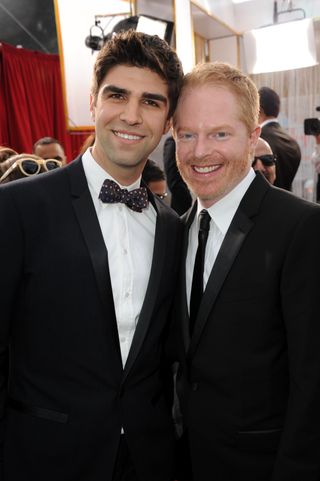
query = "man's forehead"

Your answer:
(99, 65), (168, 95)
(255, 139), (272, 156)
